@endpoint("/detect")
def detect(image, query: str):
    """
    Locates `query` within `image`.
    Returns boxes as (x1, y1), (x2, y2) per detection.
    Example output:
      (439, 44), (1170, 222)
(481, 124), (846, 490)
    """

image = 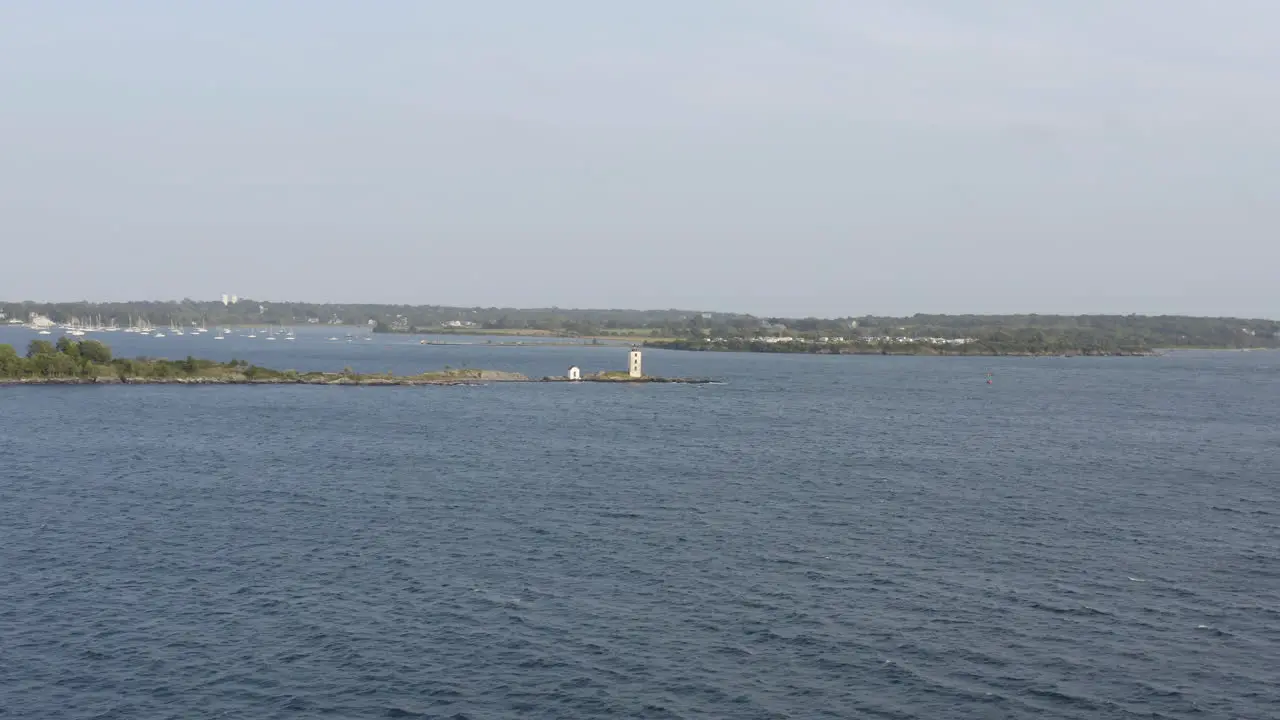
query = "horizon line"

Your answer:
(2, 298), (1277, 323)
